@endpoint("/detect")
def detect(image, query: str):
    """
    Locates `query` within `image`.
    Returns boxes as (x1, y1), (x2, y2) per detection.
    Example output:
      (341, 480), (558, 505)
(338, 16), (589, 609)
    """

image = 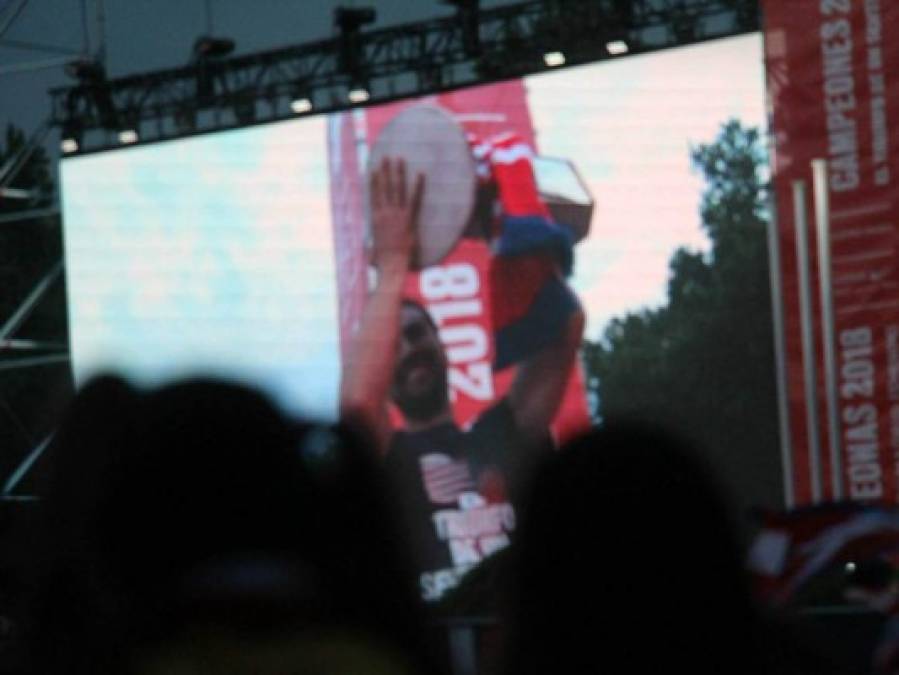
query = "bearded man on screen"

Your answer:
(341, 157), (584, 602)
